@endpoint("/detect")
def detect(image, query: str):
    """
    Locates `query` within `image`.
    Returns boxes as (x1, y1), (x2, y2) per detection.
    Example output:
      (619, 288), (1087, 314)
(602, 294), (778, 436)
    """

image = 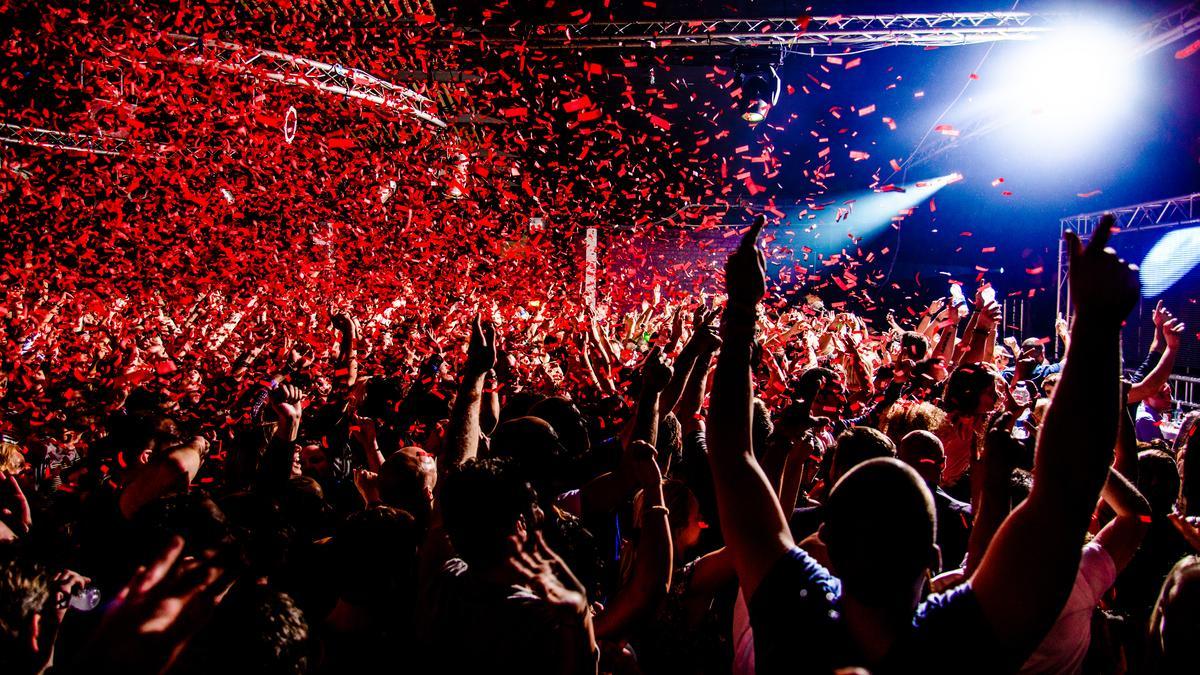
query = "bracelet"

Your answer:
(644, 504), (670, 517)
